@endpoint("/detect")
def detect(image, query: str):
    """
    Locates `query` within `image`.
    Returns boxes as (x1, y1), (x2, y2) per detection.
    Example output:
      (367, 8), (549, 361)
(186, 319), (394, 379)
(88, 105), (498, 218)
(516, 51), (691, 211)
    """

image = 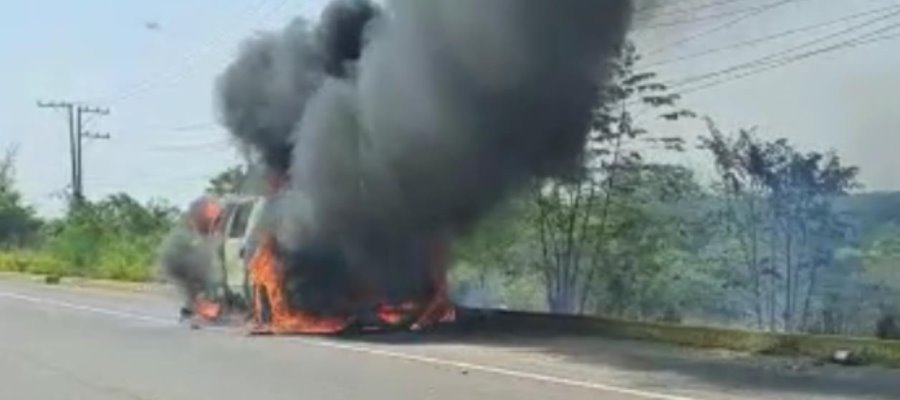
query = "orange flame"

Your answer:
(375, 302), (418, 326)
(191, 197), (223, 236)
(192, 295), (223, 322)
(246, 234), (456, 334)
(244, 173), (455, 334)
(409, 237), (456, 330)
(248, 237), (352, 334)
